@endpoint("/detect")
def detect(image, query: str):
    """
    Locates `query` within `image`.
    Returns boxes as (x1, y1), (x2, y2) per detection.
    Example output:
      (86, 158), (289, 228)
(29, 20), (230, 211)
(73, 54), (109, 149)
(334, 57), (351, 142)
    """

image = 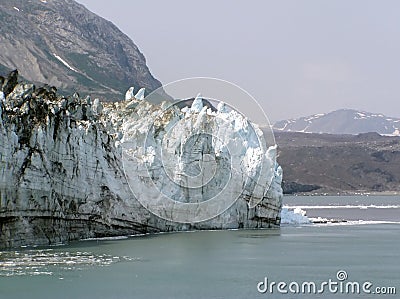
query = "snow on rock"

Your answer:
(53, 53), (78, 72)
(0, 72), (283, 248)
